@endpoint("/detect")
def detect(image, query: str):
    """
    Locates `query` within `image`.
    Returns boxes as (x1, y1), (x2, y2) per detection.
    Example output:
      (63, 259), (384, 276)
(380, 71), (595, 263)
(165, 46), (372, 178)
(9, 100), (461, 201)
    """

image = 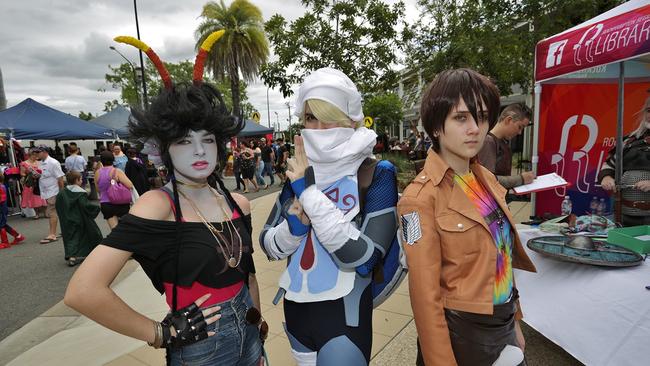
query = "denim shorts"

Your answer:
(169, 285), (263, 366)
